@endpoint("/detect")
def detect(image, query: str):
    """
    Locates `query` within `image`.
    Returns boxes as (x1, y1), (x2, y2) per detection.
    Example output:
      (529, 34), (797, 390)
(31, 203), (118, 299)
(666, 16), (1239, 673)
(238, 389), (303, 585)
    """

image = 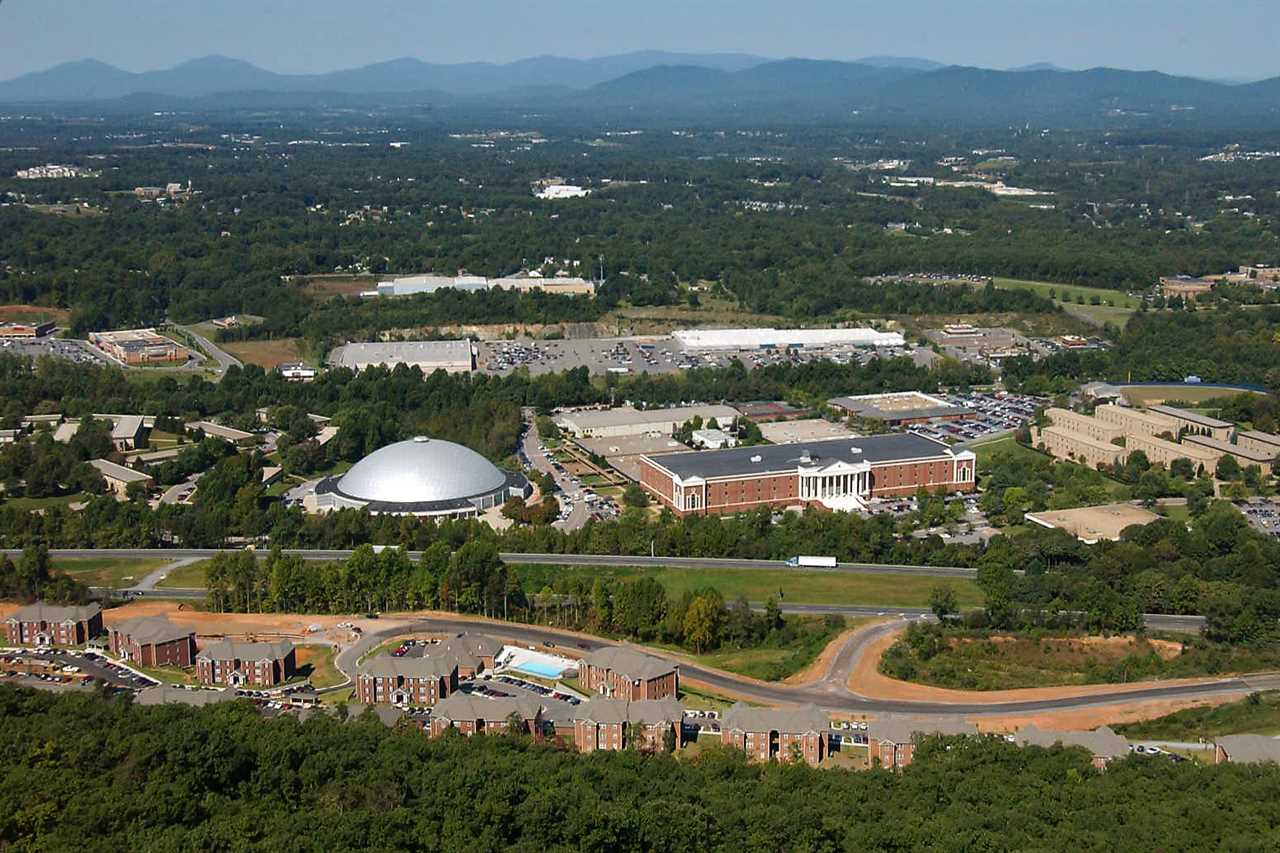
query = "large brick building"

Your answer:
(1016, 724), (1129, 770)
(429, 694), (544, 737)
(573, 697), (684, 753)
(581, 647), (679, 701)
(355, 654), (458, 706)
(108, 616), (197, 668)
(195, 639), (296, 687)
(721, 703), (830, 766)
(5, 602), (102, 646)
(437, 633), (503, 678)
(867, 716), (978, 769)
(638, 434), (975, 516)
